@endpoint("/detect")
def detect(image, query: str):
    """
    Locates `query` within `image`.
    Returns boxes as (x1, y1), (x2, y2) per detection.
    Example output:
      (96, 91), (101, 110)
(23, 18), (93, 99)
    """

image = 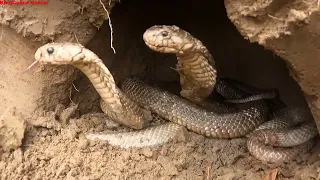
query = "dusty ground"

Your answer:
(1, 110), (320, 180)
(0, 0), (320, 179)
